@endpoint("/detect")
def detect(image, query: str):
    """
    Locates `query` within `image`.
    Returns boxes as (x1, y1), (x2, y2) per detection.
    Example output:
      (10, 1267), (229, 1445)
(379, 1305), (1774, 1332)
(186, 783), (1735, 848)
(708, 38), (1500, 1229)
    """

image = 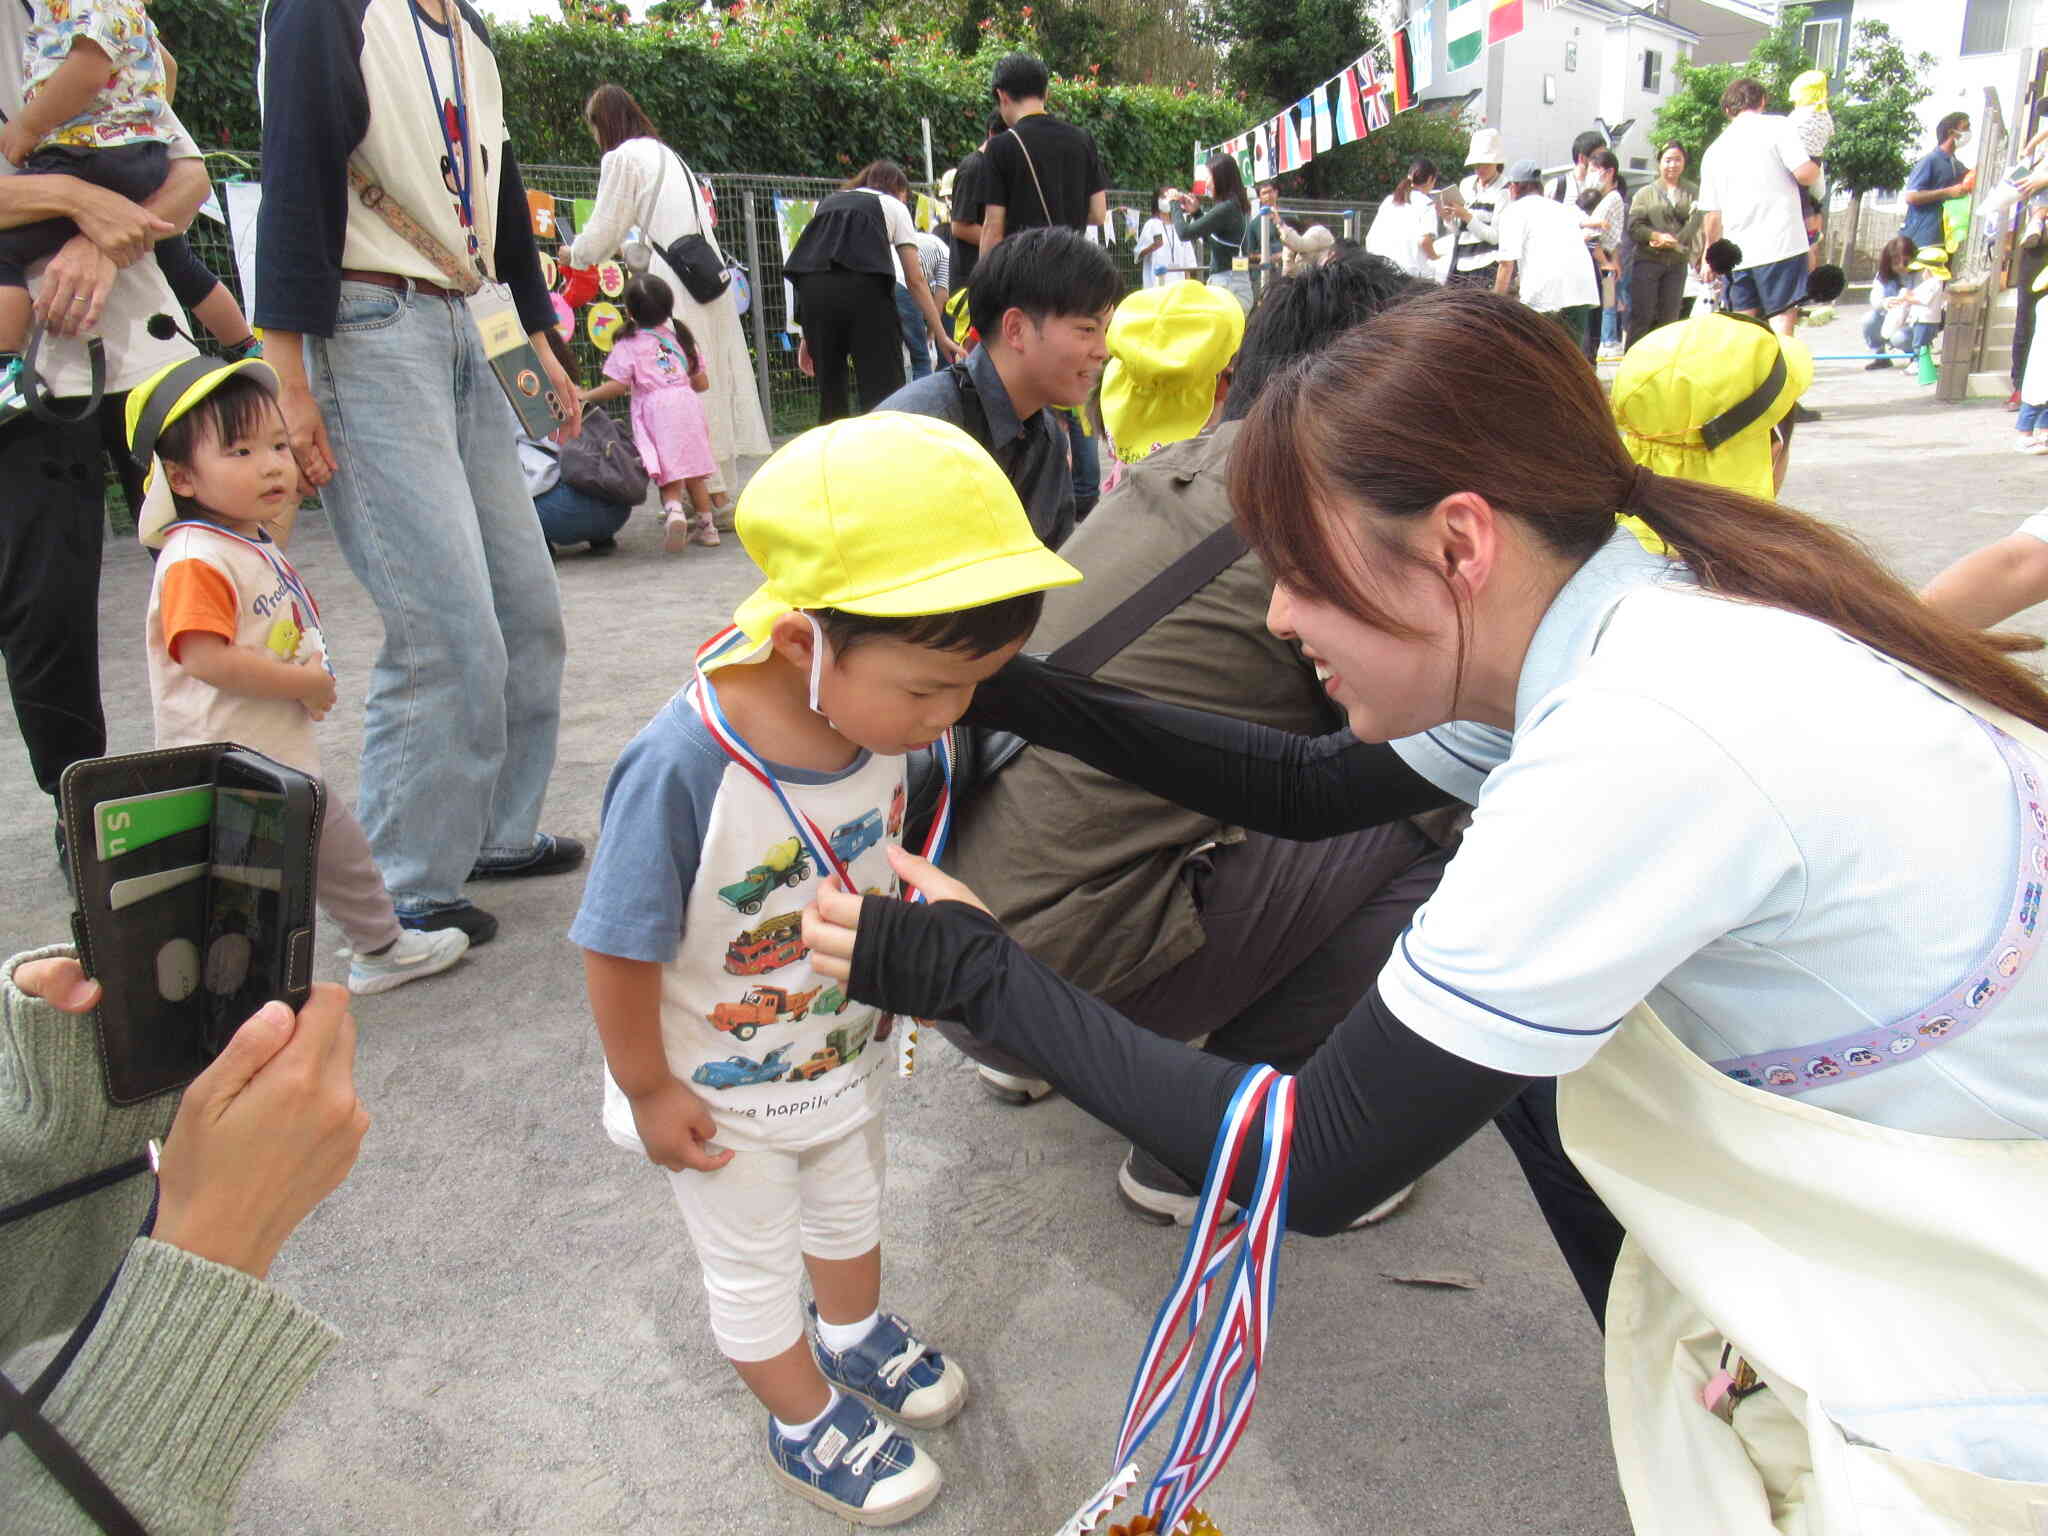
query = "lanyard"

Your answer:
(408, 0), (482, 270)
(690, 625), (956, 1075)
(1068, 1066), (1295, 1535)
(161, 521), (321, 628)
